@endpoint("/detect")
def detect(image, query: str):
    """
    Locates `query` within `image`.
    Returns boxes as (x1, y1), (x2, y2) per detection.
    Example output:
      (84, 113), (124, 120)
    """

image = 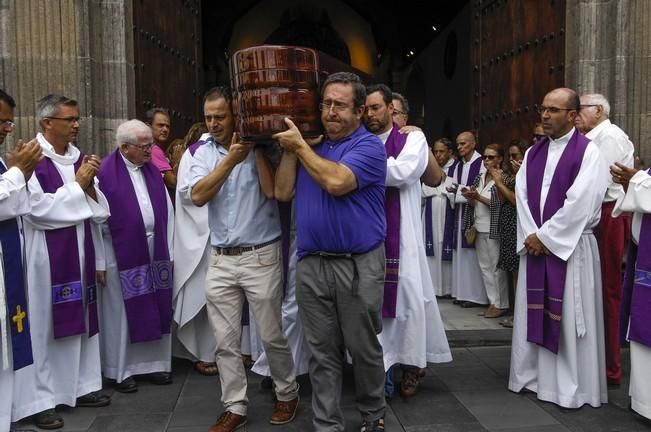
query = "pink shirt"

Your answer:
(151, 144), (172, 174)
